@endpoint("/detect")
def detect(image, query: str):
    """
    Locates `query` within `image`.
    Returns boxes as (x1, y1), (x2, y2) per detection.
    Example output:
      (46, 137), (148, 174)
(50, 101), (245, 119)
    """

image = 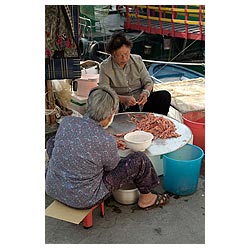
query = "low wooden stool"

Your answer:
(45, 200), (105, 229)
